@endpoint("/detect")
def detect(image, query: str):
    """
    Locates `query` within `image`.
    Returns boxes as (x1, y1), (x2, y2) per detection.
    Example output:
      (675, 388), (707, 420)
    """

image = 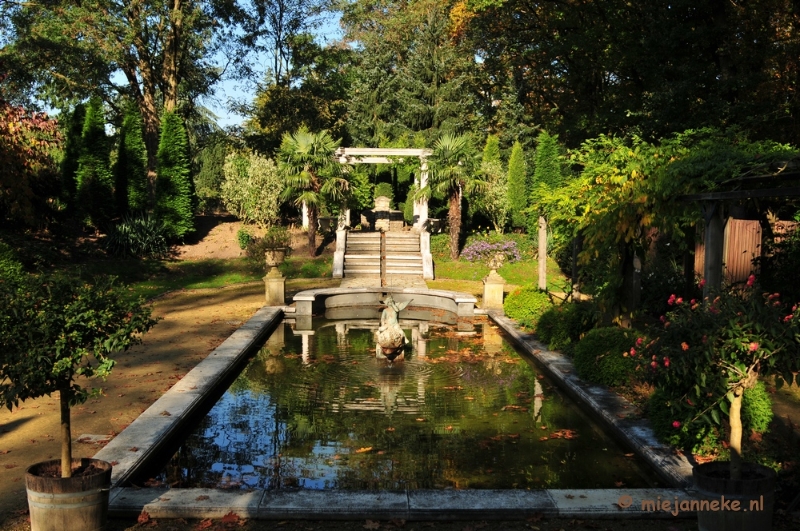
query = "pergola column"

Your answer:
(413, 157), (429, 231)
(702, 201), (725, 299)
